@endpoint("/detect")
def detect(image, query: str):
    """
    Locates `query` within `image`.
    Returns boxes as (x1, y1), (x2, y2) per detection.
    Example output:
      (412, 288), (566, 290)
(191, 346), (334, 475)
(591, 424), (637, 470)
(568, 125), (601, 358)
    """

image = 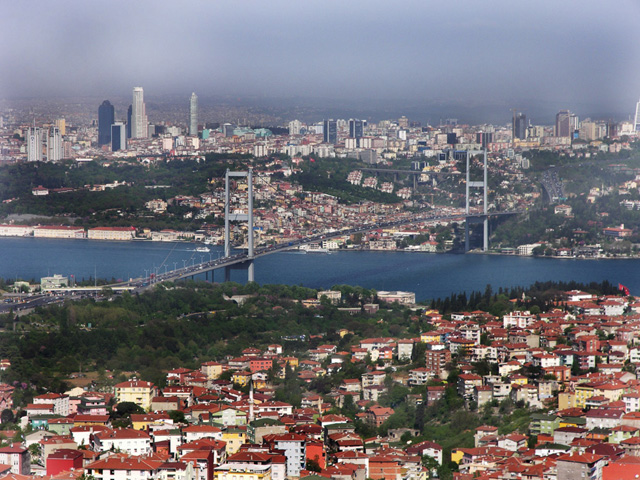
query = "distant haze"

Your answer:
(3, 0), (640, 123)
